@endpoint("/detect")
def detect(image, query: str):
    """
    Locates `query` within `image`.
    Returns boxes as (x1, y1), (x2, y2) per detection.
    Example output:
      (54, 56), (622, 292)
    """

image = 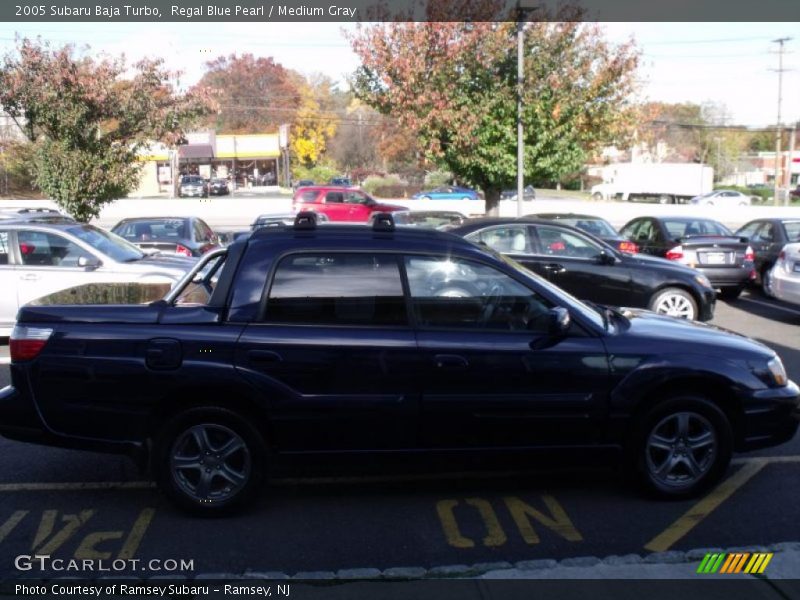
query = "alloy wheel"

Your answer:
(170, 423), (252, 503)
(645, 411), (717, 490)
(654, 293), (694, 319)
